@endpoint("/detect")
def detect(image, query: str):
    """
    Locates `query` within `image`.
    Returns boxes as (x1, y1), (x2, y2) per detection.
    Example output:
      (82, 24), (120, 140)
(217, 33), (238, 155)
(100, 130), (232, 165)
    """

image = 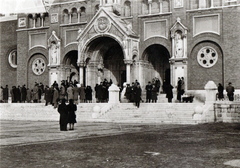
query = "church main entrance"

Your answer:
(142, 44), (170, 90)
(83, 37), (126, 87)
